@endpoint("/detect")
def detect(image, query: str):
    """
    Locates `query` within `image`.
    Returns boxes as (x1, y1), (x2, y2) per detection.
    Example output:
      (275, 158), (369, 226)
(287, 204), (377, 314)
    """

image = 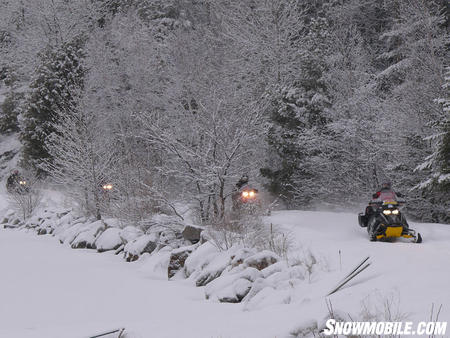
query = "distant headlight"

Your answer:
(392, 209), (399, 215)
(242, 191), (249, 197)
(249, 191), (255, 197)
(383, 210), (392, 215)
